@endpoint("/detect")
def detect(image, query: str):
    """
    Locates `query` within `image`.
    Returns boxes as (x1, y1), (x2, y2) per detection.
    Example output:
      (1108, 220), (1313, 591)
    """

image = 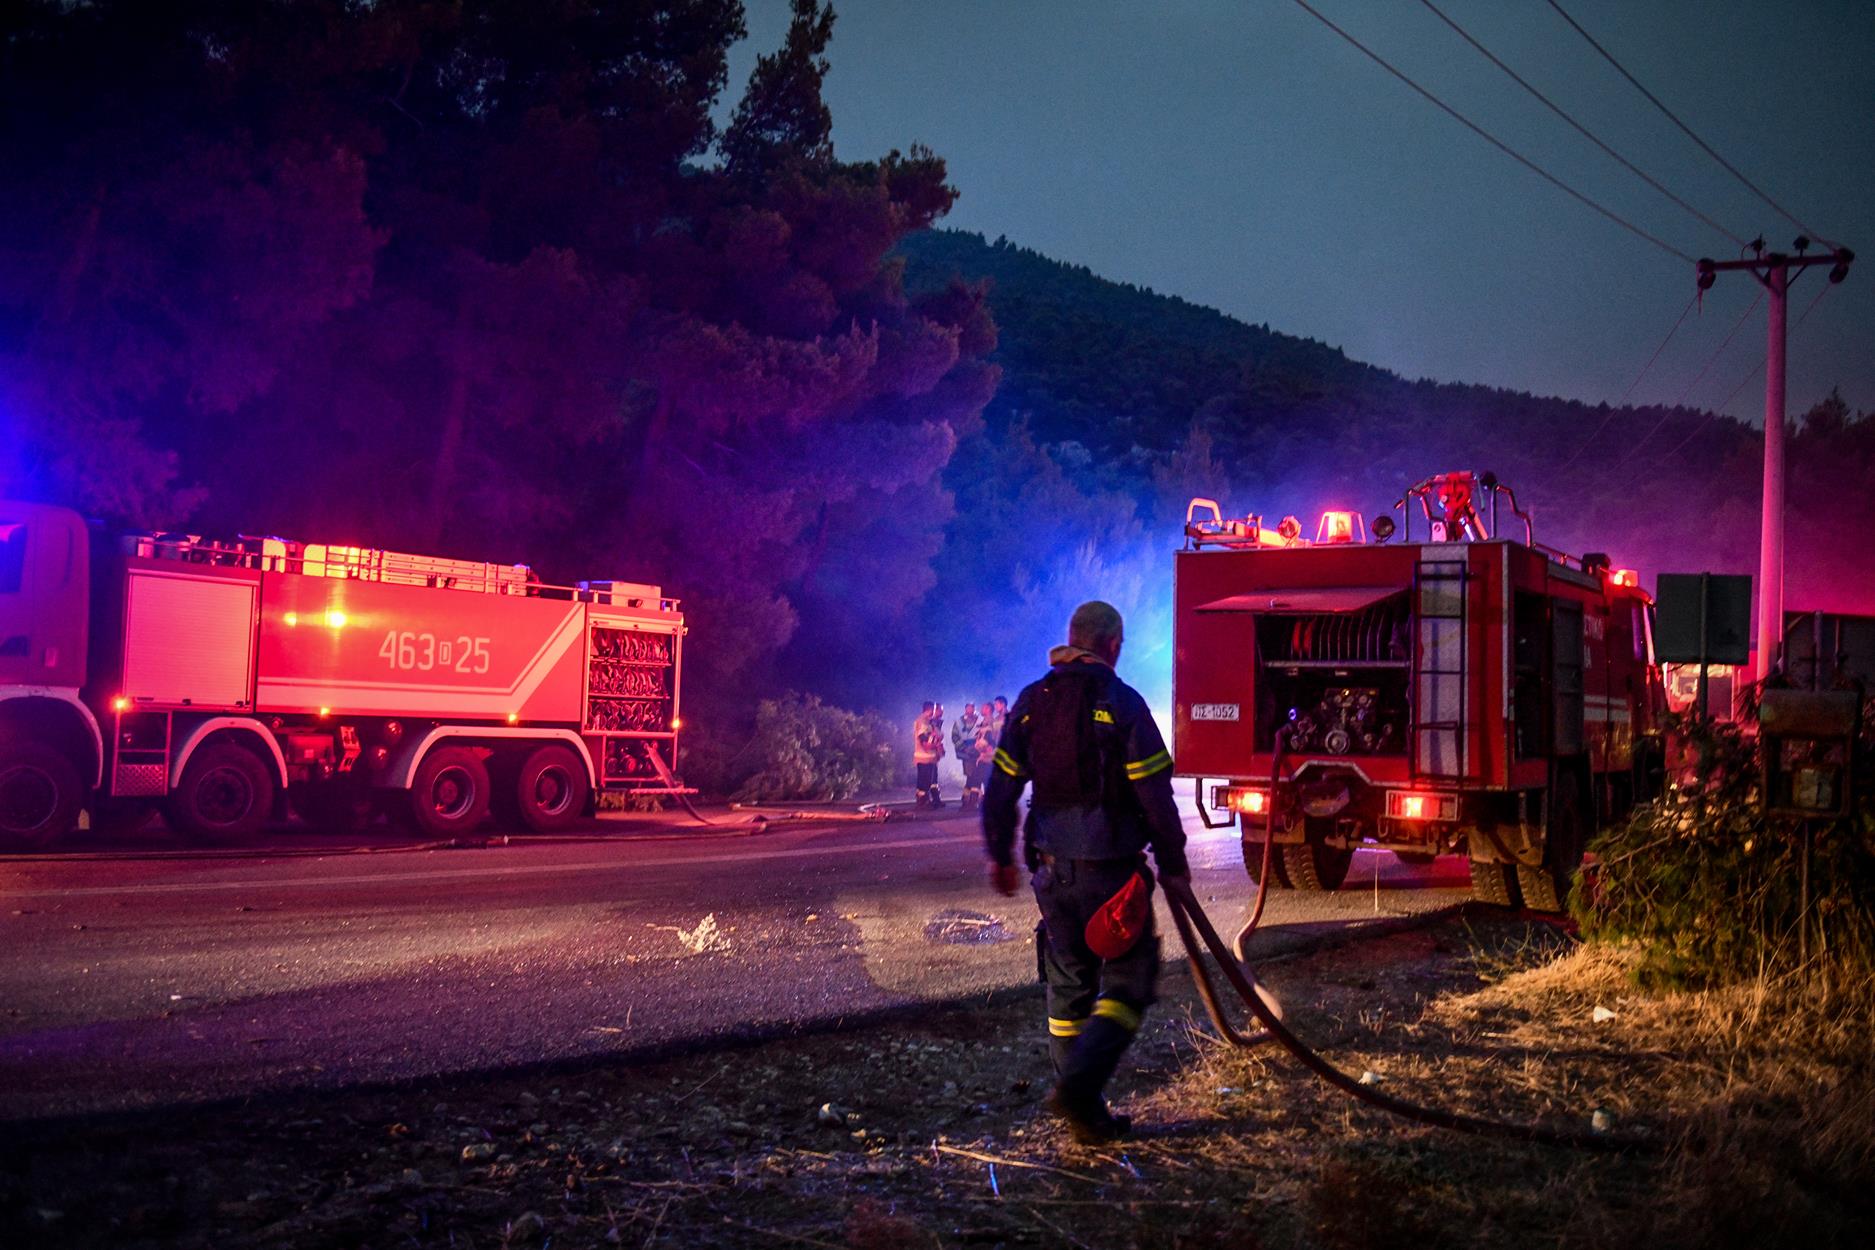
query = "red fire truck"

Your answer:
(0, 501), (688, 849)
(1174, 471), (1667, 911)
